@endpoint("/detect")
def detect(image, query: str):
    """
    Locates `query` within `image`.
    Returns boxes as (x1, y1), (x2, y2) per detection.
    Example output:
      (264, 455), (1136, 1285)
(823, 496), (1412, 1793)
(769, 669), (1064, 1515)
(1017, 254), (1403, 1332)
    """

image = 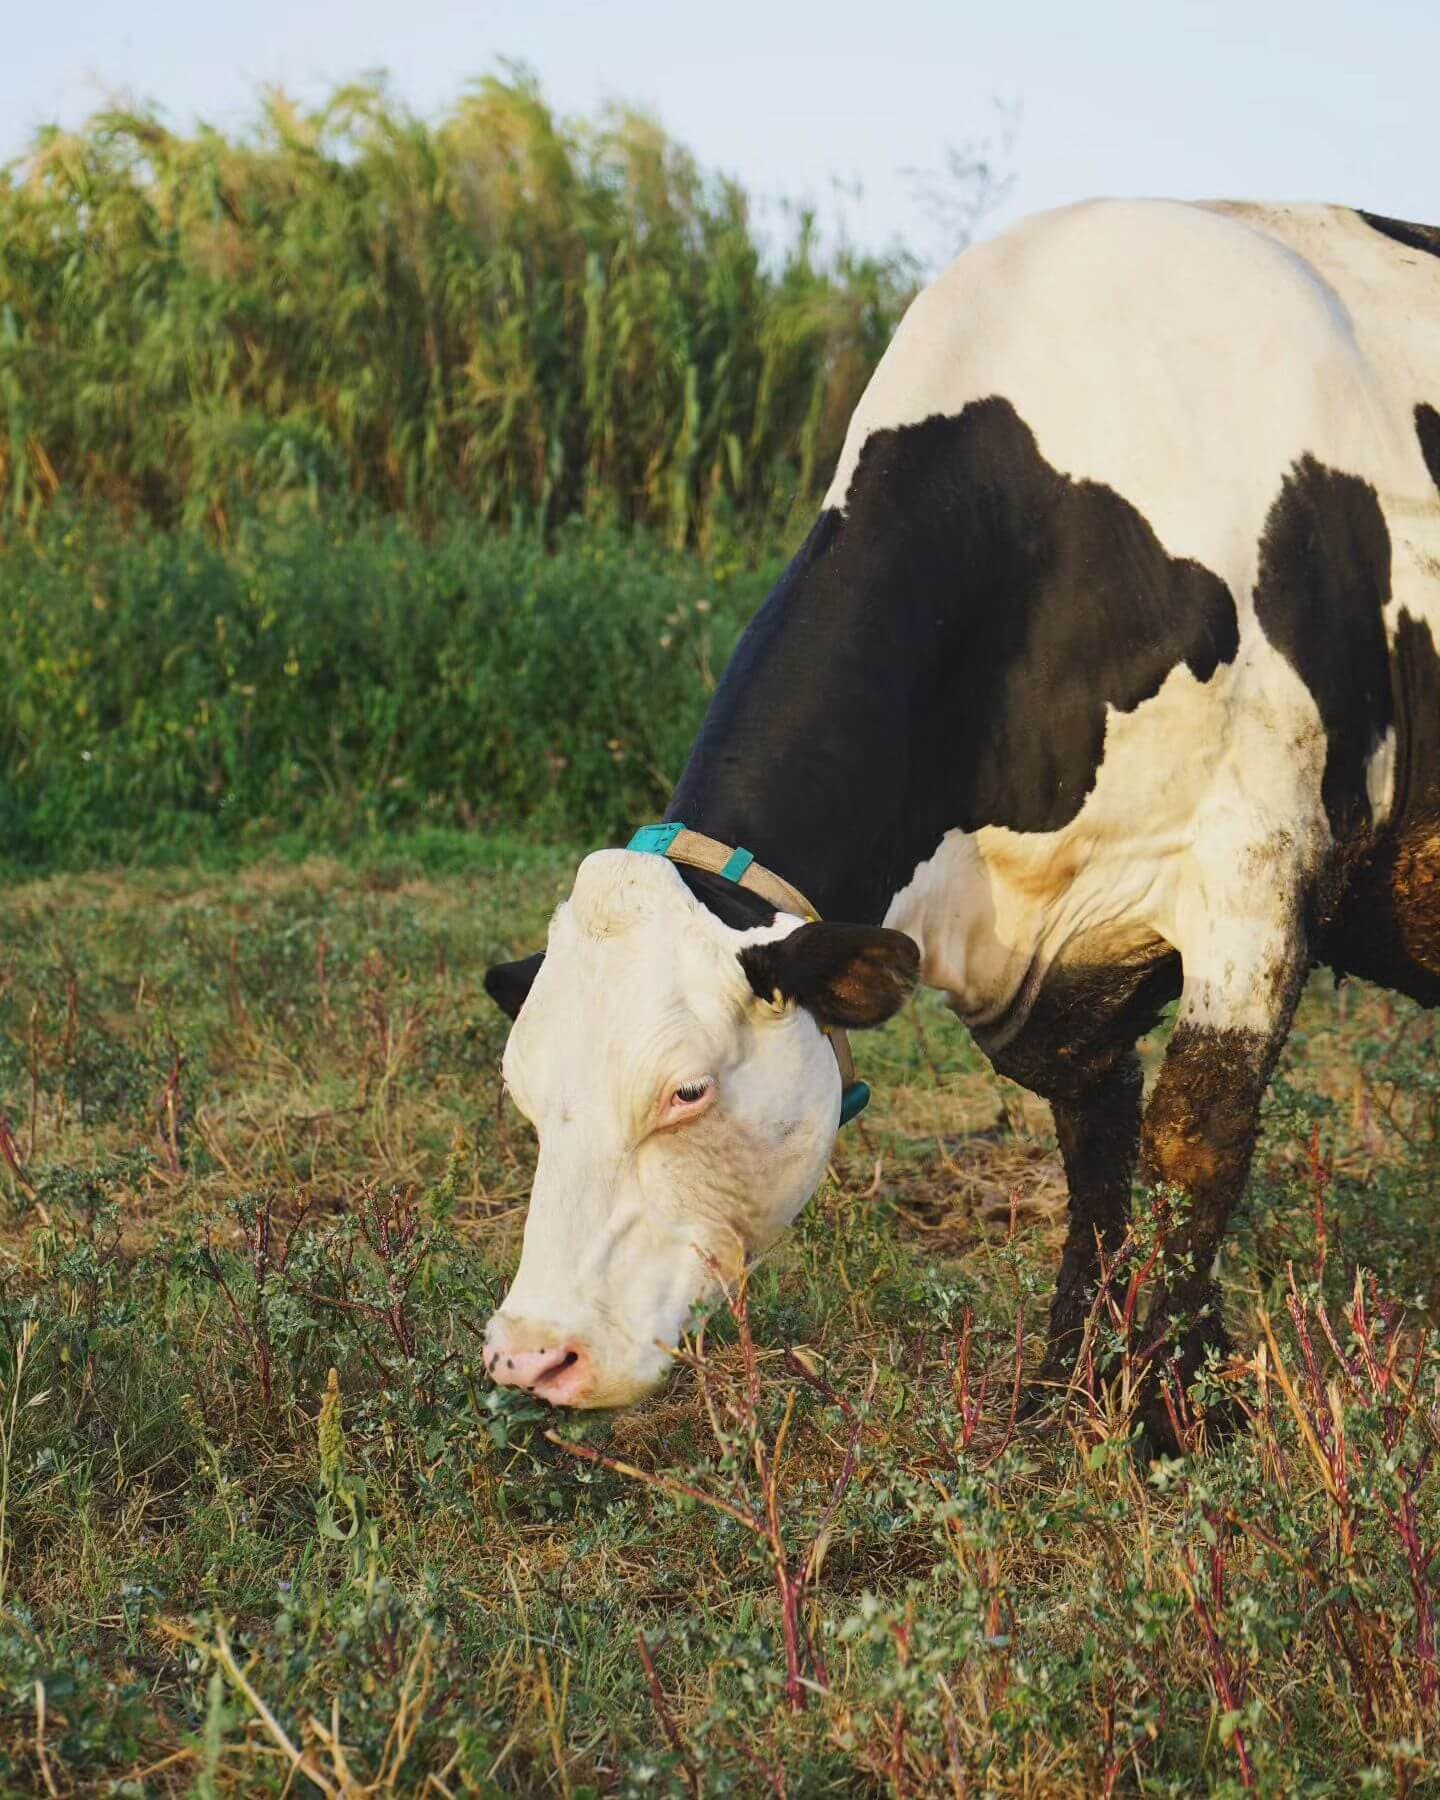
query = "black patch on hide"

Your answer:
(1357, 210), (1440, 263)
(1416, 404), (1440, 496)
(668, 397), (1240, 921)
(1252, 455), (1393, 840)
(1322, 610), (1440, 1006)
(673, 863), (778, 930)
